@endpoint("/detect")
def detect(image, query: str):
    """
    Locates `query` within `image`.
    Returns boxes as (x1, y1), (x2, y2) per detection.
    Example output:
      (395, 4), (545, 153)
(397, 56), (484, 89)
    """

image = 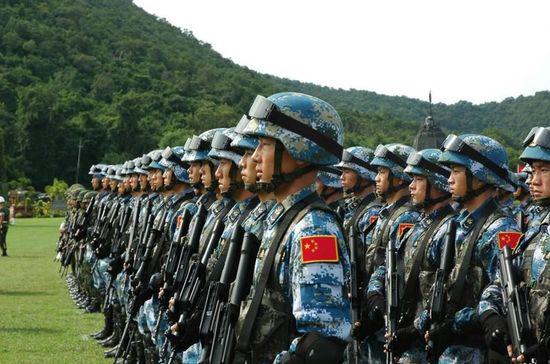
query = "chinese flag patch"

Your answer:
(176, 215), (183, 229)
(370, 216), (379, 224)
(300, 235), (339, 264)
(398, 223), (414, 238)
(497, 231), (523, 251)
